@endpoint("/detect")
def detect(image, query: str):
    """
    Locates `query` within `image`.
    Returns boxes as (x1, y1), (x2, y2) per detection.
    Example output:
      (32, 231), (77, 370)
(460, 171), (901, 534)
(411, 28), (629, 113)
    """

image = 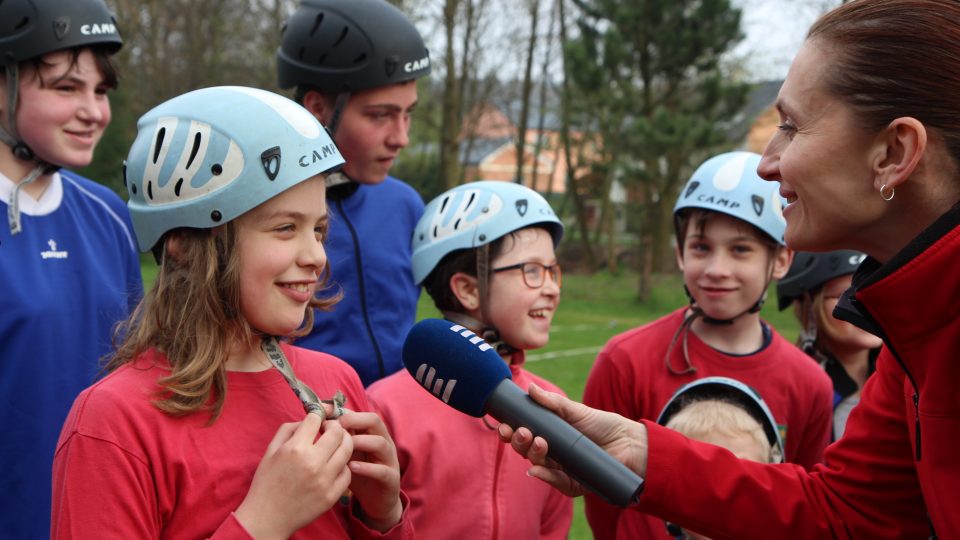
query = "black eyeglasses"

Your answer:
(491, 262), (562, 288)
